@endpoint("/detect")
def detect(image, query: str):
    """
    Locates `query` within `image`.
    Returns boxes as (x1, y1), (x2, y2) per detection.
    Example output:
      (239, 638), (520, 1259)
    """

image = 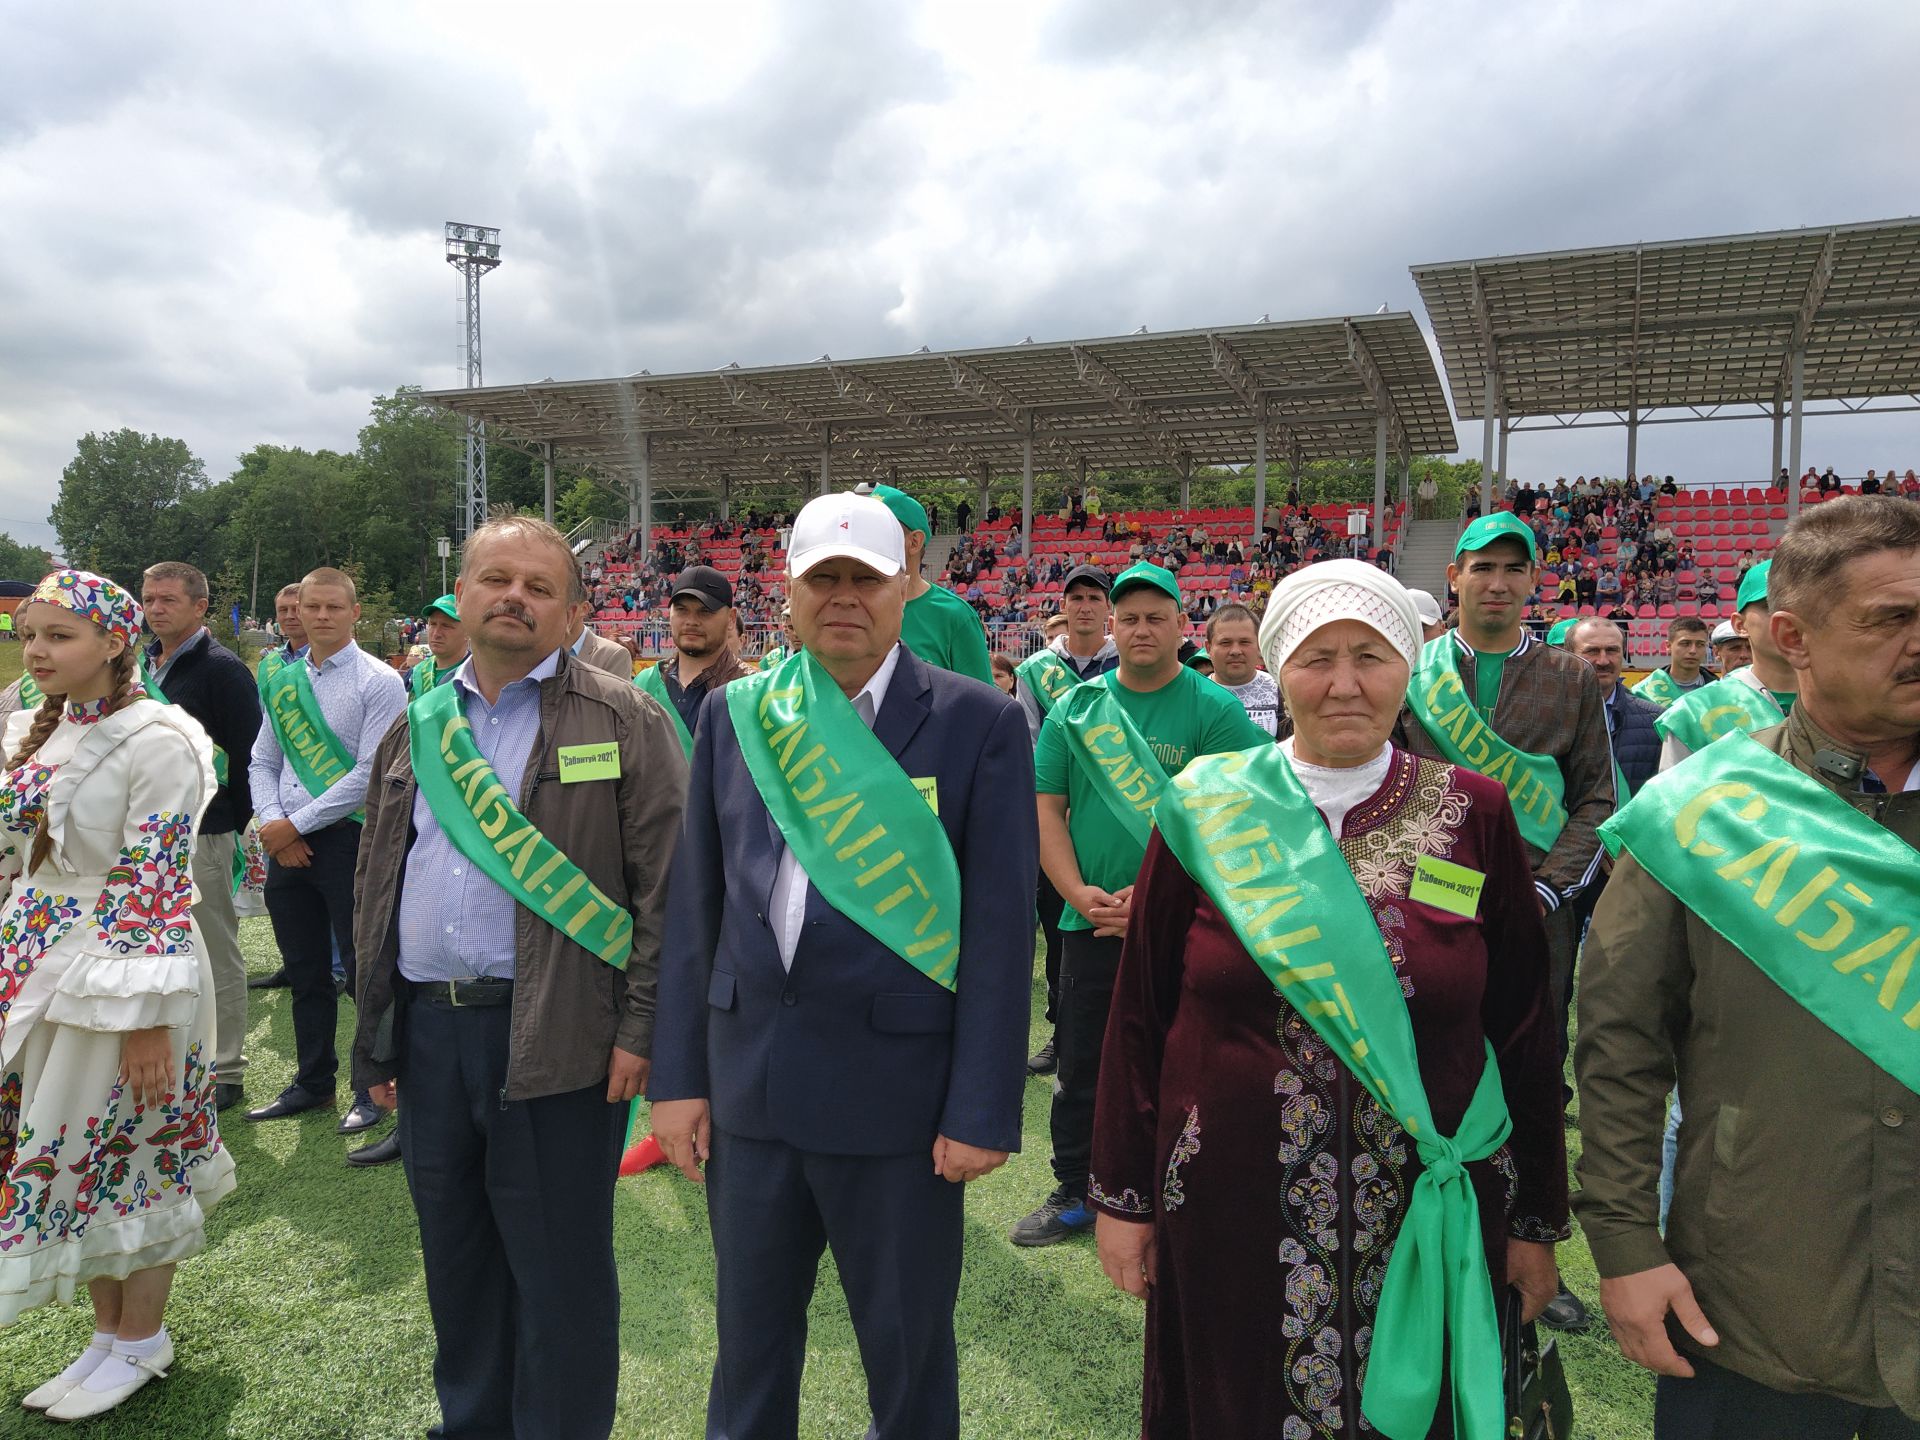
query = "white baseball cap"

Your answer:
(1710, 619), (1739, 644)
(1405, 587), (1444, 626)
(787, 493), (906, 578)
